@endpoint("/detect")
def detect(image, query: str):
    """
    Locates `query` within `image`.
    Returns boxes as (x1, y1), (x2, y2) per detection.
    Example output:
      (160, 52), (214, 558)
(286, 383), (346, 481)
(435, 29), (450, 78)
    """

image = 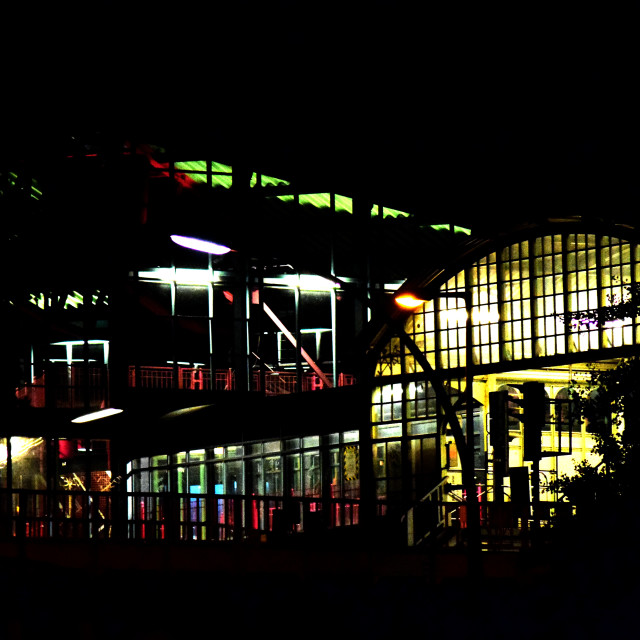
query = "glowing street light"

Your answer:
(170, 235), (233, 255)
(394, 286), (482, 574)
(394, 293), (428, 309)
